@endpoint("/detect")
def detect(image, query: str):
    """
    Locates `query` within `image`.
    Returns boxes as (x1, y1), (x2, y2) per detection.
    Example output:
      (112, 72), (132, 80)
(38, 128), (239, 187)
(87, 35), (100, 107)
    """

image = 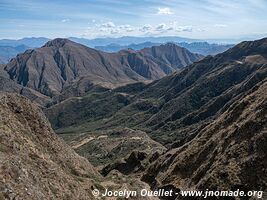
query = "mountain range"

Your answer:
(0, 37), (232, 64)
(0, 36), (202, 48)
(3, 39), (202, 96)
(45, 38), (267, 144)
(45, 37), (267, 198)
(0, 37), (266, 199)
(95, 42), (234, 56)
